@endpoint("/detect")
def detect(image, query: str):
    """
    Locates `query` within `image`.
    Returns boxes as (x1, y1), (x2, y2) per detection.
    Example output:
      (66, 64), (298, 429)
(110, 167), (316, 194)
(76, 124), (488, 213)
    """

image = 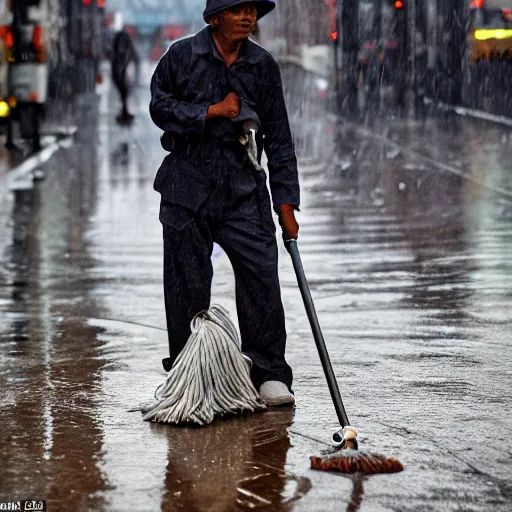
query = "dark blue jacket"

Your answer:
(150, 26), (300, 212)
